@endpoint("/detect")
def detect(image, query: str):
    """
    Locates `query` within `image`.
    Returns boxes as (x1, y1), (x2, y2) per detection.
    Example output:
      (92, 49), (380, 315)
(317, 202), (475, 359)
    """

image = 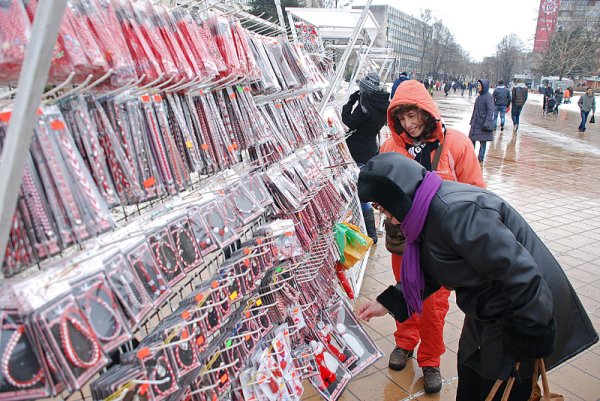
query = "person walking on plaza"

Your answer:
(469, 79), (495, 165)
(554, 87), (563, 112)
(341, 72), (390, 242)
(444, 81), (451, 97)
(511, 79), (528, 133)
(391, 71), (410, 99)
(542, 82), (553, 112)
(356, 152), (598, 401)
(492, 80), (511, 131)
(379, 80), (485, 394)
(578, 87), (596, 133)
